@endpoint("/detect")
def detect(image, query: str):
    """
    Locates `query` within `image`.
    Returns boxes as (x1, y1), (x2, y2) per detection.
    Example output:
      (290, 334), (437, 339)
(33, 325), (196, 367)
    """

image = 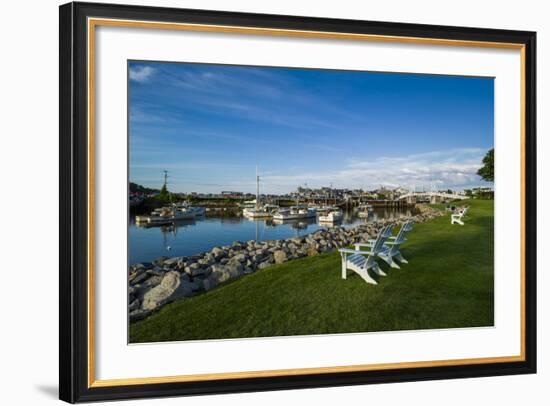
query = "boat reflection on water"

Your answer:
(244, 216), (317, 241)
(149, 220), (198, 254)
(271, 216), (317, 230)
(135, 217), (198, 229)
